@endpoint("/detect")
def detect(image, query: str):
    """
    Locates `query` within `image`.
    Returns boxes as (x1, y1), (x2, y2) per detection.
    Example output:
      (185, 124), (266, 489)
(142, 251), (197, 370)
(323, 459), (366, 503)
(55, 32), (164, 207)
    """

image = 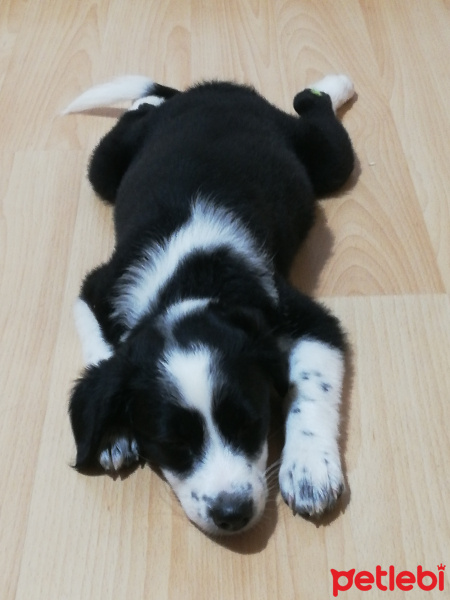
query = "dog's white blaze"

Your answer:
(113, 199), (277, 329)
(162, 346), (214, 417)
(309, 74), (355, 112)
(73, 298), (113, 366)
(279, 339), (345, 515)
